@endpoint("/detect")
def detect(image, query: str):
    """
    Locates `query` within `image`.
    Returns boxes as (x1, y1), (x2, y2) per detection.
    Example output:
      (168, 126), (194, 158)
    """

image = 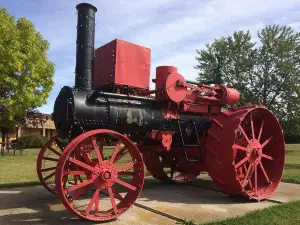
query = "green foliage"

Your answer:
(57, 137), (69, 148)
(176, 220), (198, 225)
(203, 200), (300, 225)
(195, 25), (300, 142)
(0, 8), (55, 130)
(14, 135), (48, 149)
